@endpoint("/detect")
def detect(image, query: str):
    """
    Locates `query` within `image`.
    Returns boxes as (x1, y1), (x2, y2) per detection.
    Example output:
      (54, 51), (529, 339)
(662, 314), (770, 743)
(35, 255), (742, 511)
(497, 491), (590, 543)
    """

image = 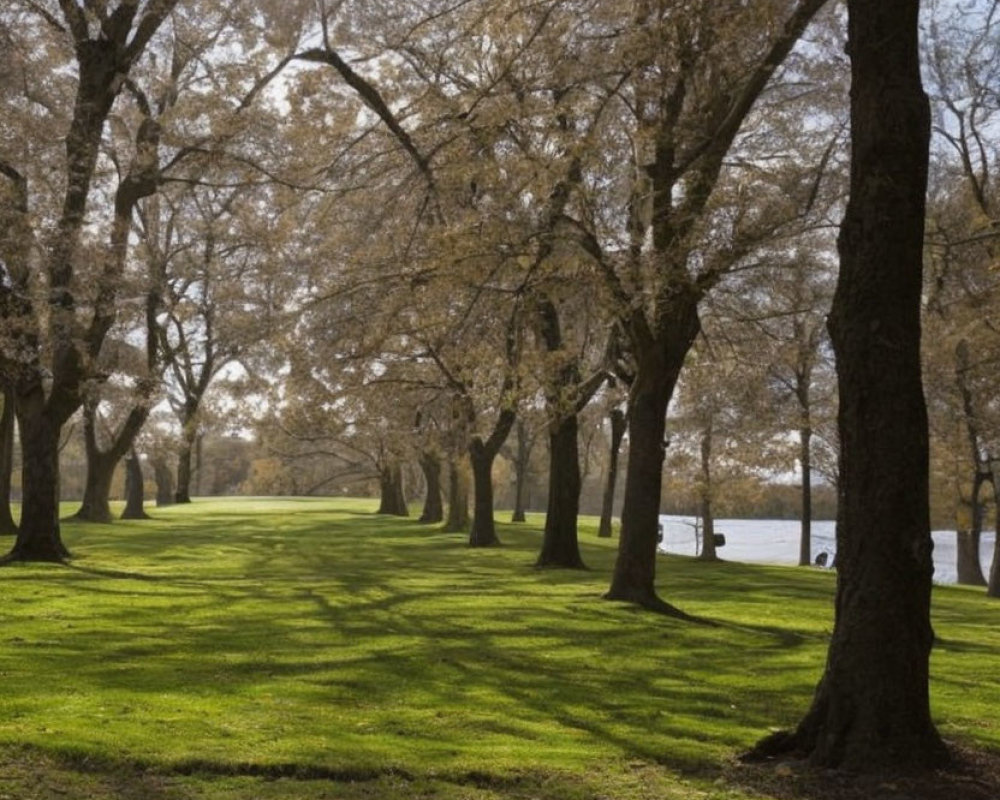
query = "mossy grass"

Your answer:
(1, 497), (997, 798)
